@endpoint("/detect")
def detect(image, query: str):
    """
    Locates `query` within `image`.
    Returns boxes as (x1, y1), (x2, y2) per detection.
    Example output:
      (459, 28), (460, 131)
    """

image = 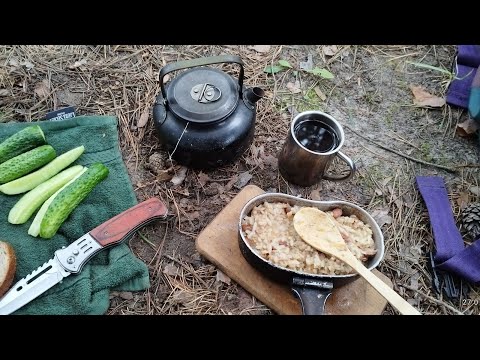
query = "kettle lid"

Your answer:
(166, 67), (239, 123)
